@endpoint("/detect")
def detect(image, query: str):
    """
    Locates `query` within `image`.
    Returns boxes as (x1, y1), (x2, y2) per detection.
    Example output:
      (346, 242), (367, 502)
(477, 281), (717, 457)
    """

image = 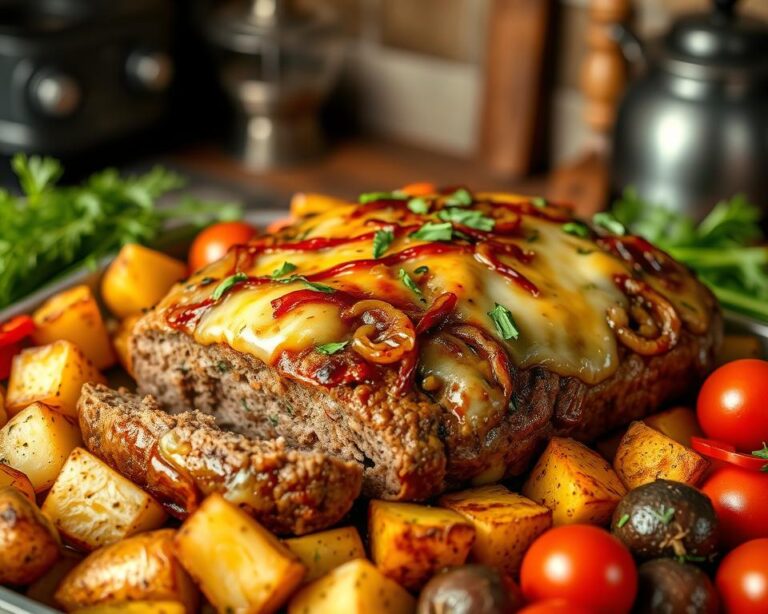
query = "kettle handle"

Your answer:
(611, 23), (646, 68)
